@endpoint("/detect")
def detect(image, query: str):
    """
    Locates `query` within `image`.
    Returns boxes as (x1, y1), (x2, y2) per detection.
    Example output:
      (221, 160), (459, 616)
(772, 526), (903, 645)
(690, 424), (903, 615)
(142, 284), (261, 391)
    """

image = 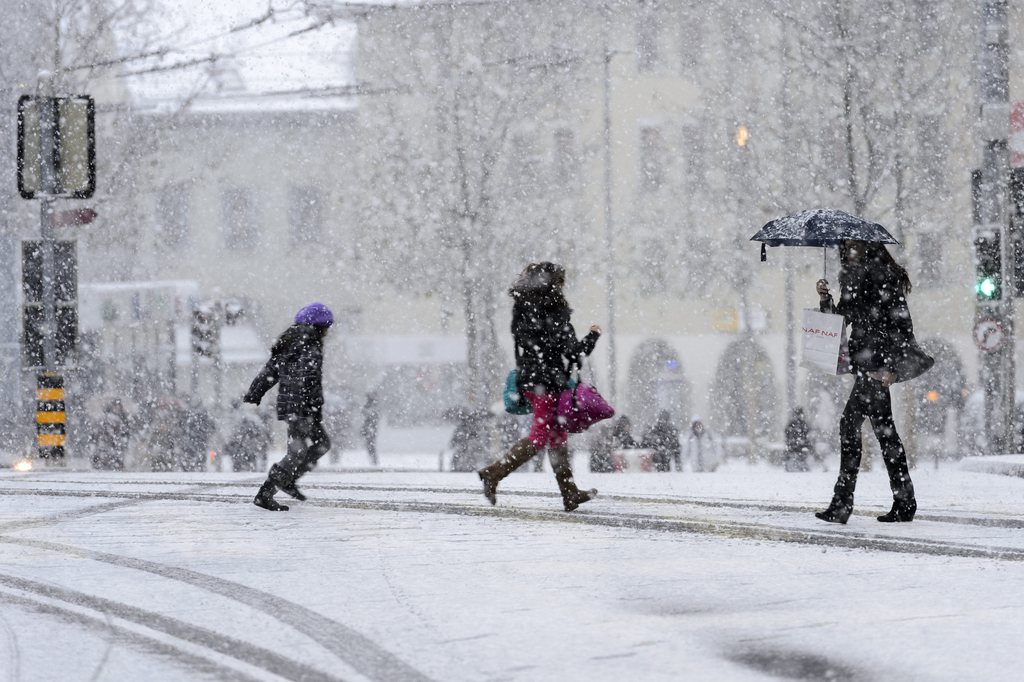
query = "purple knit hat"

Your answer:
(294, 302), (334, 327)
